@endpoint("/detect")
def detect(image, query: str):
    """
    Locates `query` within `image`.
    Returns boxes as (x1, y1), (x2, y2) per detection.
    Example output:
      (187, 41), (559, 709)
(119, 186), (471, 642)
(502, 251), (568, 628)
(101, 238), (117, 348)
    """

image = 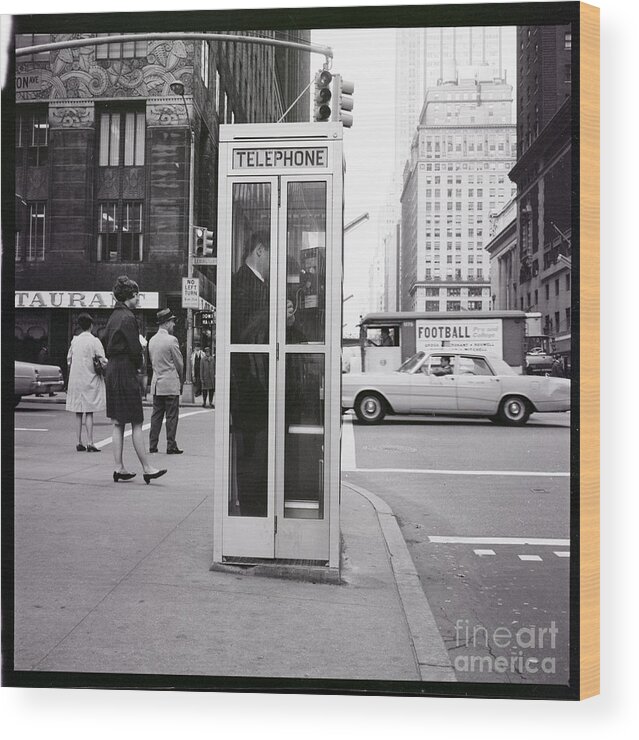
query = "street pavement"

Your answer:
(11, 398), (454, 684)
(342, 411), (571, 685)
